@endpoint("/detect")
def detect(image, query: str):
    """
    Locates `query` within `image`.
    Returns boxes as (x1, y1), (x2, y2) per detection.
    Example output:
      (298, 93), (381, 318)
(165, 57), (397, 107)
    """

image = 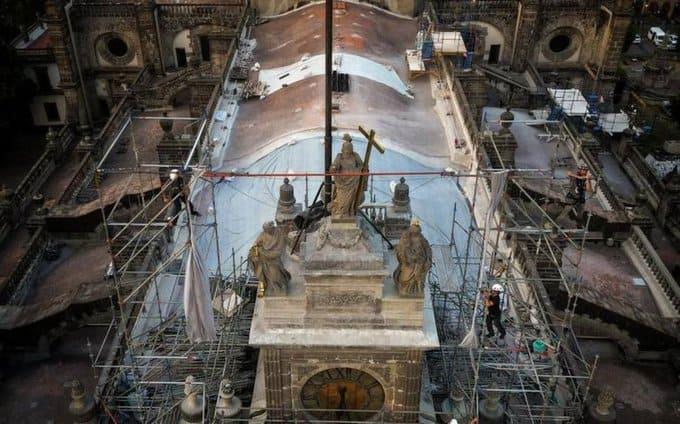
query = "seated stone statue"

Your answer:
(393, 220), (432, 297)
(248, 221), (290, 296)
(330, 134), (364, 218)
